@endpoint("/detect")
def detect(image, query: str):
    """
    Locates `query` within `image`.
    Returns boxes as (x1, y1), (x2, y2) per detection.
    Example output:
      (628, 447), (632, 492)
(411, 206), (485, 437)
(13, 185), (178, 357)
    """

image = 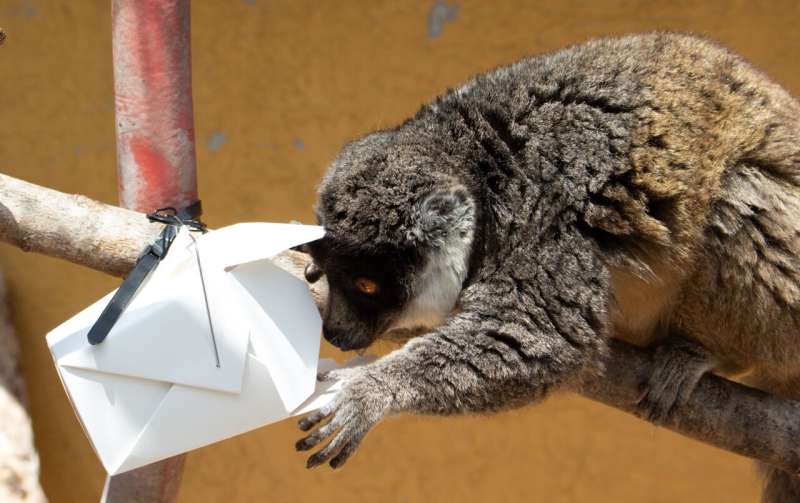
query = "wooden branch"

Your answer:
(0, 175), (162, 277)
(2, 172), (798, 475)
